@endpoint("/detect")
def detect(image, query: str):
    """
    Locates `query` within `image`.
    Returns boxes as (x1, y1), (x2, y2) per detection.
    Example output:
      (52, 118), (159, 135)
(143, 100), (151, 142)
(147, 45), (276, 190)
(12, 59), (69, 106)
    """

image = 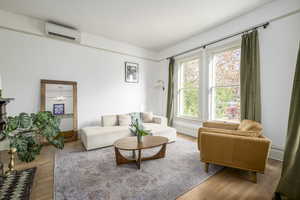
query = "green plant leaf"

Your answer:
(5, 111), (64, 163)
(129, 119), (150, 136)
(5, 116), (19, 133)
(18, 113), (32, 129)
